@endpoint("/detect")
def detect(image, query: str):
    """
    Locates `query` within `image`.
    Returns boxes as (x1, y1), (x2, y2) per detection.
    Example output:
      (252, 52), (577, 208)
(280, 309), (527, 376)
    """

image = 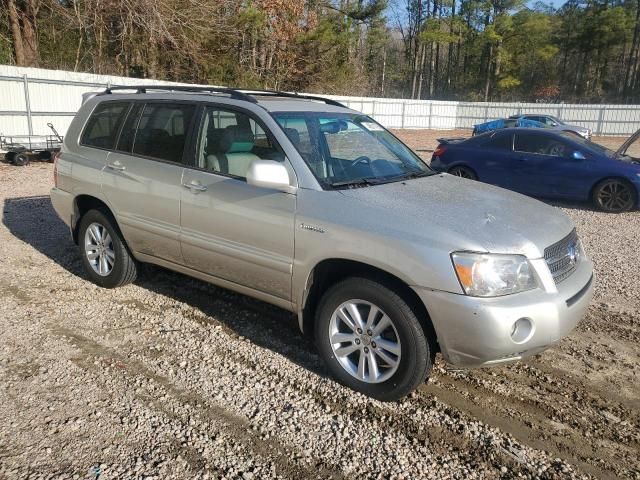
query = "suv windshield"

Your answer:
(272, 112), (433, 188)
